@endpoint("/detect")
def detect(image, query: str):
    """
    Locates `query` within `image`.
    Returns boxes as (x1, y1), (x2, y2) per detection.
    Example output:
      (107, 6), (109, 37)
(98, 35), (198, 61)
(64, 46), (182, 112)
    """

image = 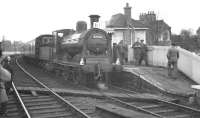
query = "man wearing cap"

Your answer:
(132, 40), (142, 65)
(167, 43), (179, 78)
(112, 43), (118, 63)
(139, 40), (148, 66)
